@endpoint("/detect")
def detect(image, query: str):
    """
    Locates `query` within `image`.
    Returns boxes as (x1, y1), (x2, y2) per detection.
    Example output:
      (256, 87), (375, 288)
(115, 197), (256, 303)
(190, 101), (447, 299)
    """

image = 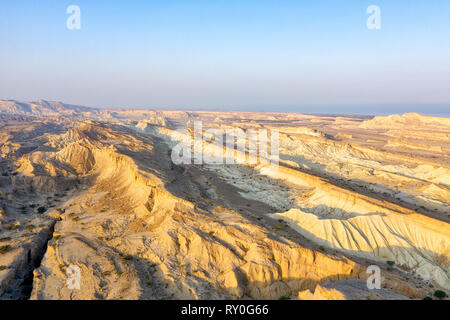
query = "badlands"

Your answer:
(0, 99), (448, 300)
